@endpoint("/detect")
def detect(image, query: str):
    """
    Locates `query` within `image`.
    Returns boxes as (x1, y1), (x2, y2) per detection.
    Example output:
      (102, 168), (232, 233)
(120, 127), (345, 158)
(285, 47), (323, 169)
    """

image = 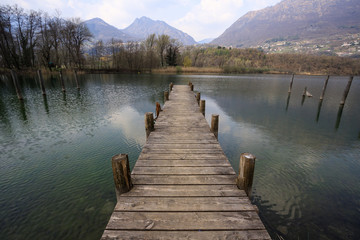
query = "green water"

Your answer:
(0, 73), (359, 239)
